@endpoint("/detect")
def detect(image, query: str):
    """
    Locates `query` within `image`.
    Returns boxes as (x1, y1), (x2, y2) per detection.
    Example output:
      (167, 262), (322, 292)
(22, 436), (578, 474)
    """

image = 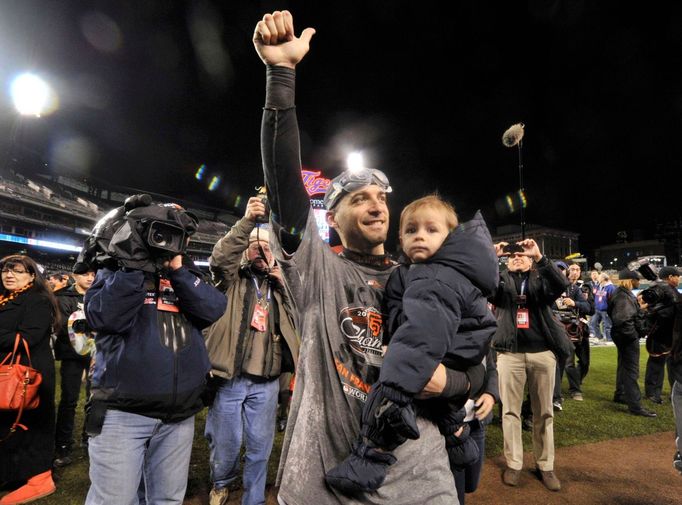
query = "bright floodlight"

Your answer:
(347, 152), (364, 173)
(11, 73), (53, 116)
